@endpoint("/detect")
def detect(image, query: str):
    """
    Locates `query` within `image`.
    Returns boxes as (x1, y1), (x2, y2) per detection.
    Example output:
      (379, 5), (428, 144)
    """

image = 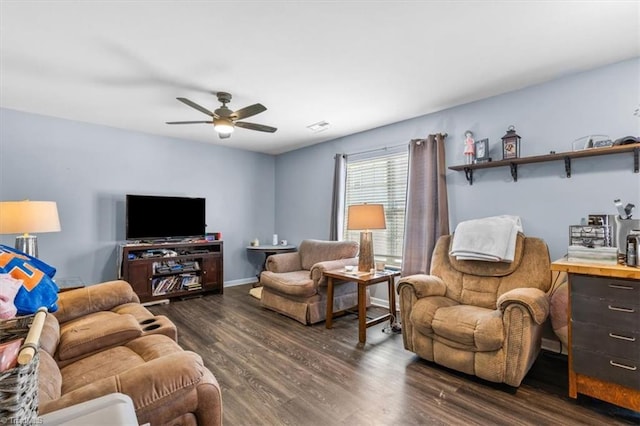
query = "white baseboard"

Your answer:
(224, 277), (258, 288)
